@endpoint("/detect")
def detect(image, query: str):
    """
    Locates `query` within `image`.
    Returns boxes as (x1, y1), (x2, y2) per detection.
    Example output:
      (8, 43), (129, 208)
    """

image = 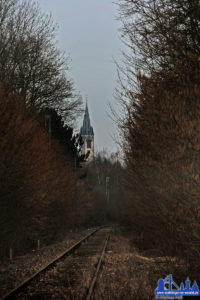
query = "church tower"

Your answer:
(80, 102), (94, 161)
